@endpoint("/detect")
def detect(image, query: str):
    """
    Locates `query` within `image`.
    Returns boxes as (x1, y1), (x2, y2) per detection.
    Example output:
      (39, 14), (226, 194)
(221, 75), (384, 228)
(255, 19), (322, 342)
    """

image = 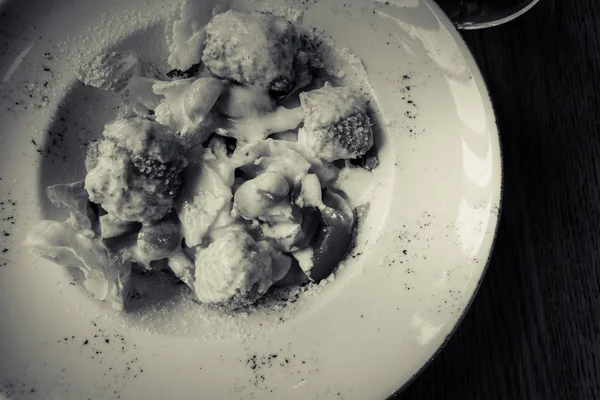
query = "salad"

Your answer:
(25, 3), (378, 311)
